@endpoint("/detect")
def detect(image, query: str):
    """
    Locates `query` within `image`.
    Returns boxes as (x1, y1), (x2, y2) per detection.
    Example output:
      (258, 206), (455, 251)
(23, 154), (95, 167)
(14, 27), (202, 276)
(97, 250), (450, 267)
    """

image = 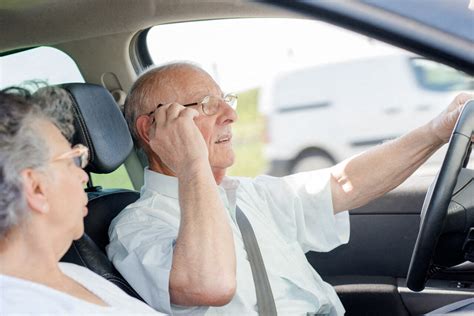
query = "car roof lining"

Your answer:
(0, 0), (301, 54)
